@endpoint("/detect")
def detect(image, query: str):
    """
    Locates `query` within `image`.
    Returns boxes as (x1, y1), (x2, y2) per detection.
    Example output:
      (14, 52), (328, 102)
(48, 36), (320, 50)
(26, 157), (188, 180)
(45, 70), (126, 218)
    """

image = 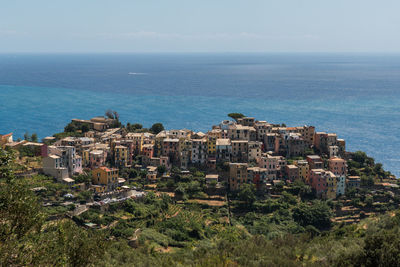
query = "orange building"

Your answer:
(328, 157), (347, 176)
(92, 166), (119, 193)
